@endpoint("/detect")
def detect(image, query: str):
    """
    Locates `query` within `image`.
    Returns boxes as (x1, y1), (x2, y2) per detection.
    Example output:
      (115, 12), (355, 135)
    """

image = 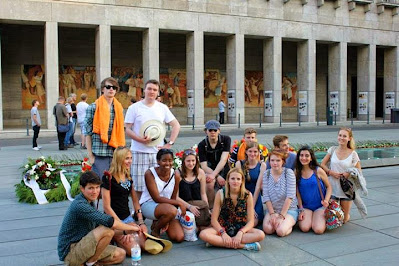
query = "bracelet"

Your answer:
(270, 212), (276, 215)
(218, 228), (225, 236)
(238, 229), (245, 234)
(279, 213), (286, 220)
(299, 208), (305, 213)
